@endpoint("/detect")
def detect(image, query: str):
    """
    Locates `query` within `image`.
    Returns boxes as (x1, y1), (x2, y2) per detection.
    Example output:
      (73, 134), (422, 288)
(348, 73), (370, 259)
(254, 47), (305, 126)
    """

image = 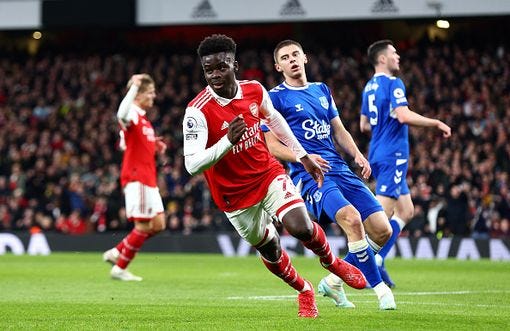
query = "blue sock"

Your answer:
(344, 252), (356, 265)
(344, 240), (382, 288)
(378, 218), (403, 259)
